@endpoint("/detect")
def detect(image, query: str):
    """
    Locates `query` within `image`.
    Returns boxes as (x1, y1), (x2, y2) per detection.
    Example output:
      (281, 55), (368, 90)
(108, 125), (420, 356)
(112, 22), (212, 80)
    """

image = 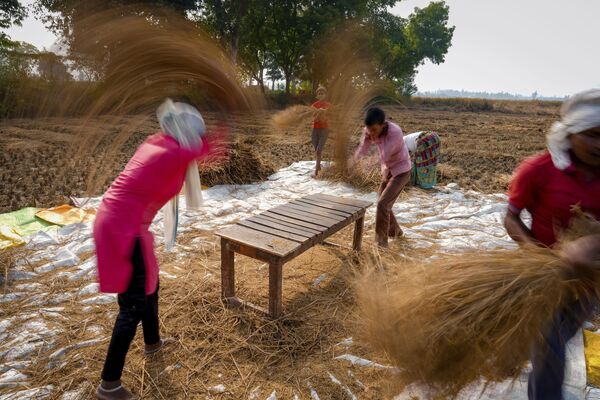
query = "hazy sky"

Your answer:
(391, 0), (600, 97)
(4, 0), (600, 97)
